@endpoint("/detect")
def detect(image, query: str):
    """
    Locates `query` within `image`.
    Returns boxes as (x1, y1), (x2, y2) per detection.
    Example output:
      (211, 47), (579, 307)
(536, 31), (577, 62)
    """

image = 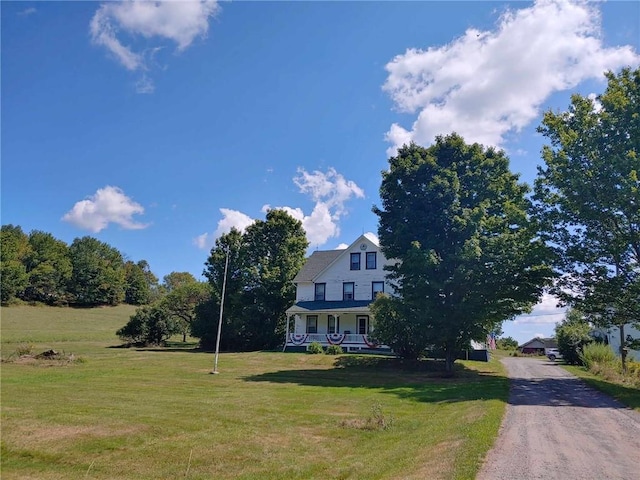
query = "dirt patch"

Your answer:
(396, 439), (463, 480)
(7, 422), (147, 452)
